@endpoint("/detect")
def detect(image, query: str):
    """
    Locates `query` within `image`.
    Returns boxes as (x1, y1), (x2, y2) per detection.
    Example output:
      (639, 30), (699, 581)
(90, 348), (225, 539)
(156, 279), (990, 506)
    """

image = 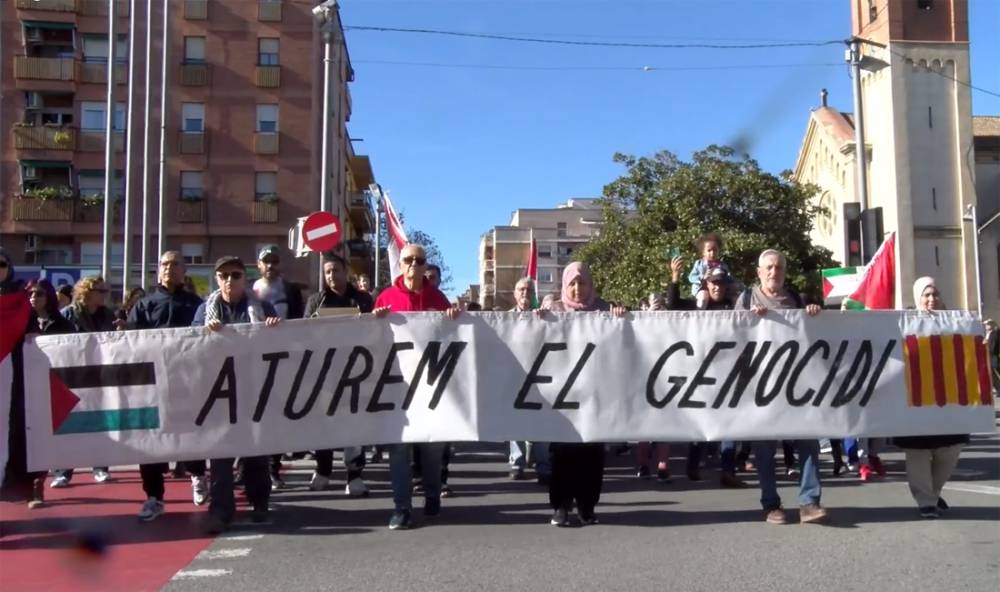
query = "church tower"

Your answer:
(852, 0), (978, 309)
